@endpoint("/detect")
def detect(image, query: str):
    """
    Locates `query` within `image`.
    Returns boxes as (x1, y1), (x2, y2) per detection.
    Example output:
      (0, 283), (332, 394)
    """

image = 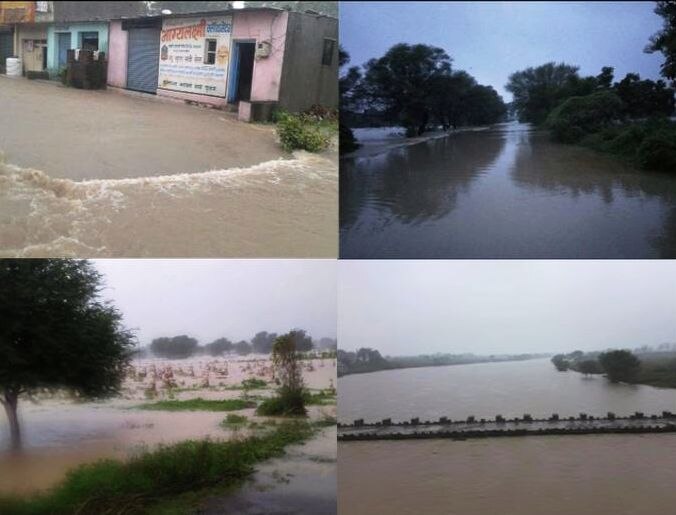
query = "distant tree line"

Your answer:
(551, 346), (676, 388)
(505, 3), (676, 171)
(338, 348), (549, 377)
(340, 43), (507, 141)
(148, 330), (336, 359)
